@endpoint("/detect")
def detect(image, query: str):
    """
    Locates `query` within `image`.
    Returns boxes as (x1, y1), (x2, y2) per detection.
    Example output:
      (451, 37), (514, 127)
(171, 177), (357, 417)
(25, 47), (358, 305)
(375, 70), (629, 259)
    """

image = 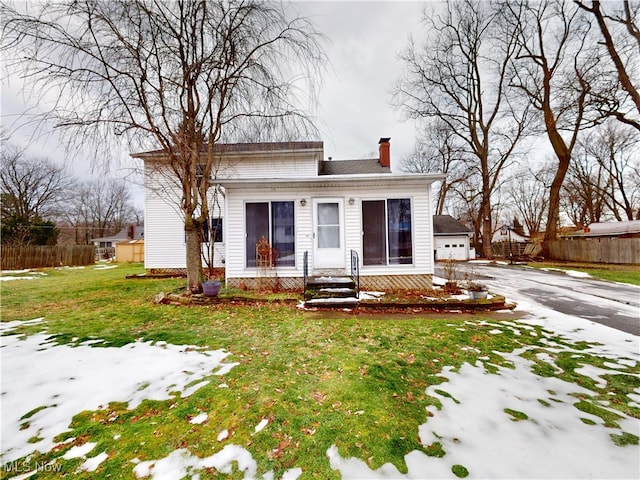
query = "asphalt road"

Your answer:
(435, 262), (640, 336)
